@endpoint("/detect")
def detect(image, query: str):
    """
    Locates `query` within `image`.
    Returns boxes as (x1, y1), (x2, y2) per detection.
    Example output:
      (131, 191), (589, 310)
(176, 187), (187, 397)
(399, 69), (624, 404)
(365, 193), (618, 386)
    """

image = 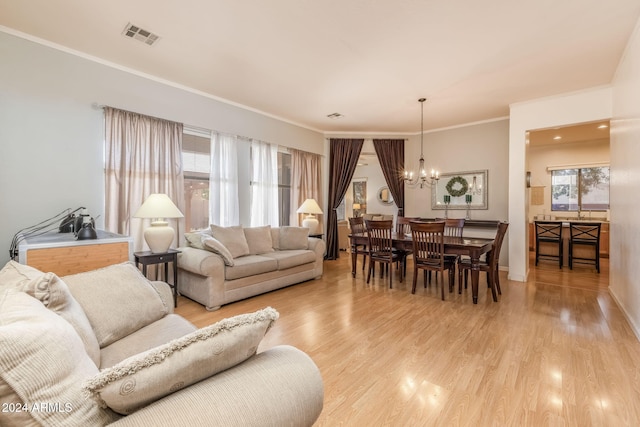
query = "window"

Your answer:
(551, 166), (609, 211)
(278, 151), (291, 226)
(183, 132), (211, 231)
